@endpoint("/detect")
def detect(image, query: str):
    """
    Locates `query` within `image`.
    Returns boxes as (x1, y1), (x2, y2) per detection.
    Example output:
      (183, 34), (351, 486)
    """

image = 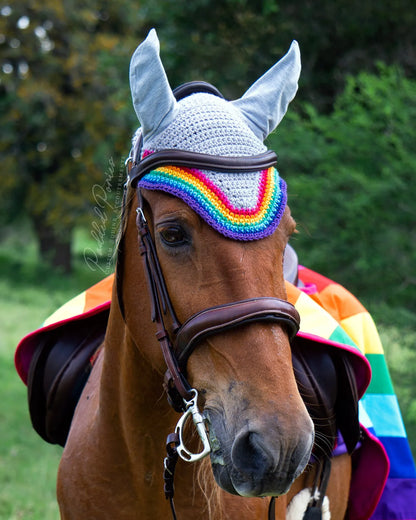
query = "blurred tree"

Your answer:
(141, 0), (416, 108)
(0, 0), (141, 271)
(268, 64), (416, 308)
(138, 0), (290, 99)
